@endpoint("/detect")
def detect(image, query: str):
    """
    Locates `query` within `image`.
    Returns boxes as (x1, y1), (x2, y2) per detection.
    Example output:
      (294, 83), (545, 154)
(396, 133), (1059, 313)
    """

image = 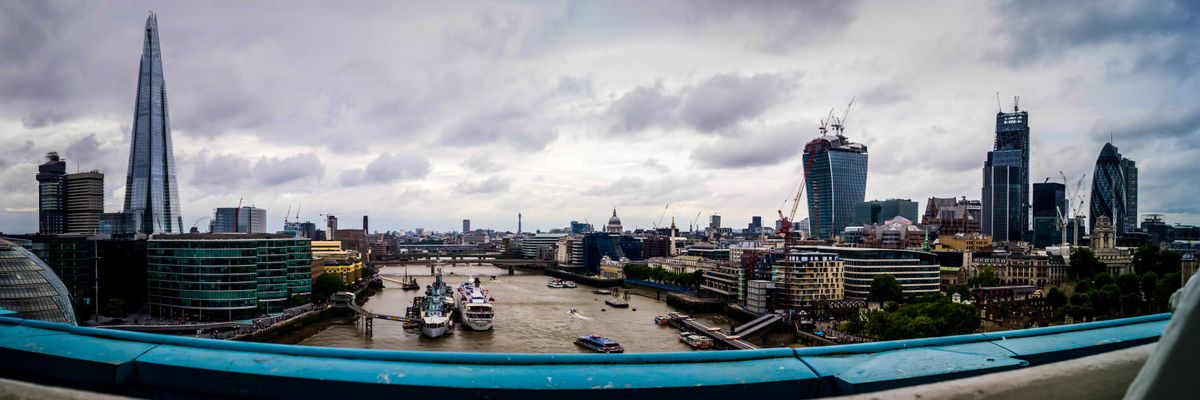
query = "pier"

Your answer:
(666, 315), (759, 350)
